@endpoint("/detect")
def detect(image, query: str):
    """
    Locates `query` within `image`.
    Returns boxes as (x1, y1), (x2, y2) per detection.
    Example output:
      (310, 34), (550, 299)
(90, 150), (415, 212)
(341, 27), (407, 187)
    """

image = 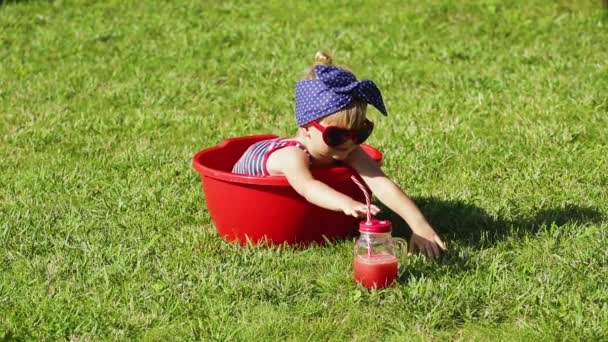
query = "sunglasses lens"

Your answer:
(324, 128), (349, 147)
(356, 121), (374, 144)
